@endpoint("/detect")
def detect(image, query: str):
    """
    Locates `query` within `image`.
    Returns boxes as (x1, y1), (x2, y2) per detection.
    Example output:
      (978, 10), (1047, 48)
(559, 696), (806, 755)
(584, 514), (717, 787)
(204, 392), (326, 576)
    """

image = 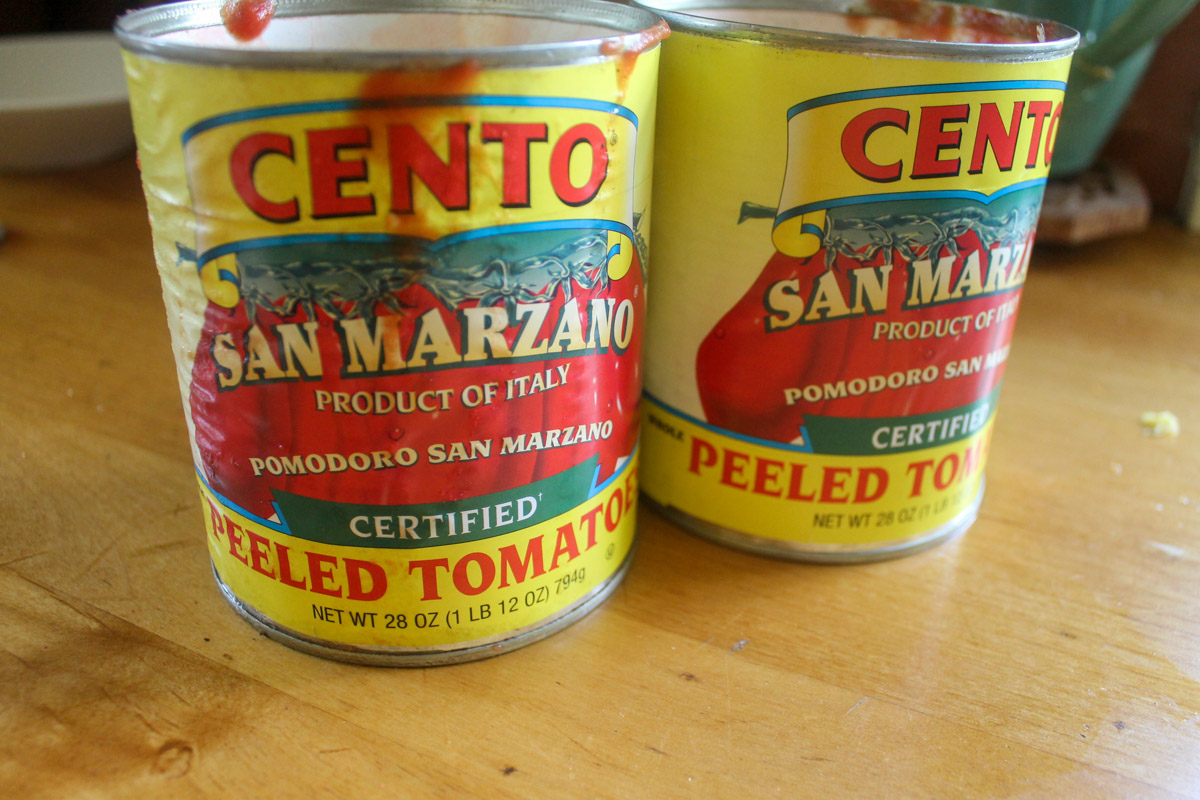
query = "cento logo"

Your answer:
(229, 120), (612, 222)
(839, 98), (1063, 183)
